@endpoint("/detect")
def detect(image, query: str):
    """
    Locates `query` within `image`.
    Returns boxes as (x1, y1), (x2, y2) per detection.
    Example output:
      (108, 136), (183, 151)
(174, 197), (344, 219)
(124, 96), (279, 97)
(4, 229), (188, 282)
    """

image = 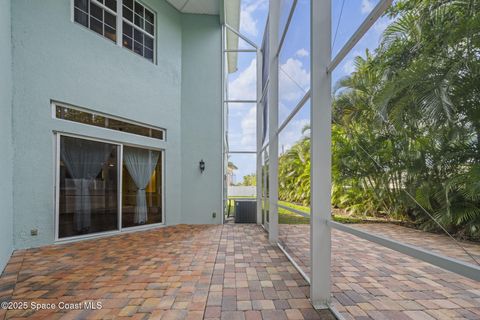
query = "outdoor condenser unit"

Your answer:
(234, 199), (257, 223)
